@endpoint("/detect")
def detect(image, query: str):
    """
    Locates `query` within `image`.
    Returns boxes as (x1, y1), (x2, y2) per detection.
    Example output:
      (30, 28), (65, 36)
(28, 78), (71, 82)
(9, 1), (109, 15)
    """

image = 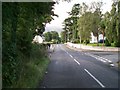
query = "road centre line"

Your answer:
(84, 69), (105, 88)
(65, 51), (80, 65)
(63, 50), (81, 65)
(69, 54), (73, 58)
(74, 59), (80, 65)
(66, 51), (69, 54)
